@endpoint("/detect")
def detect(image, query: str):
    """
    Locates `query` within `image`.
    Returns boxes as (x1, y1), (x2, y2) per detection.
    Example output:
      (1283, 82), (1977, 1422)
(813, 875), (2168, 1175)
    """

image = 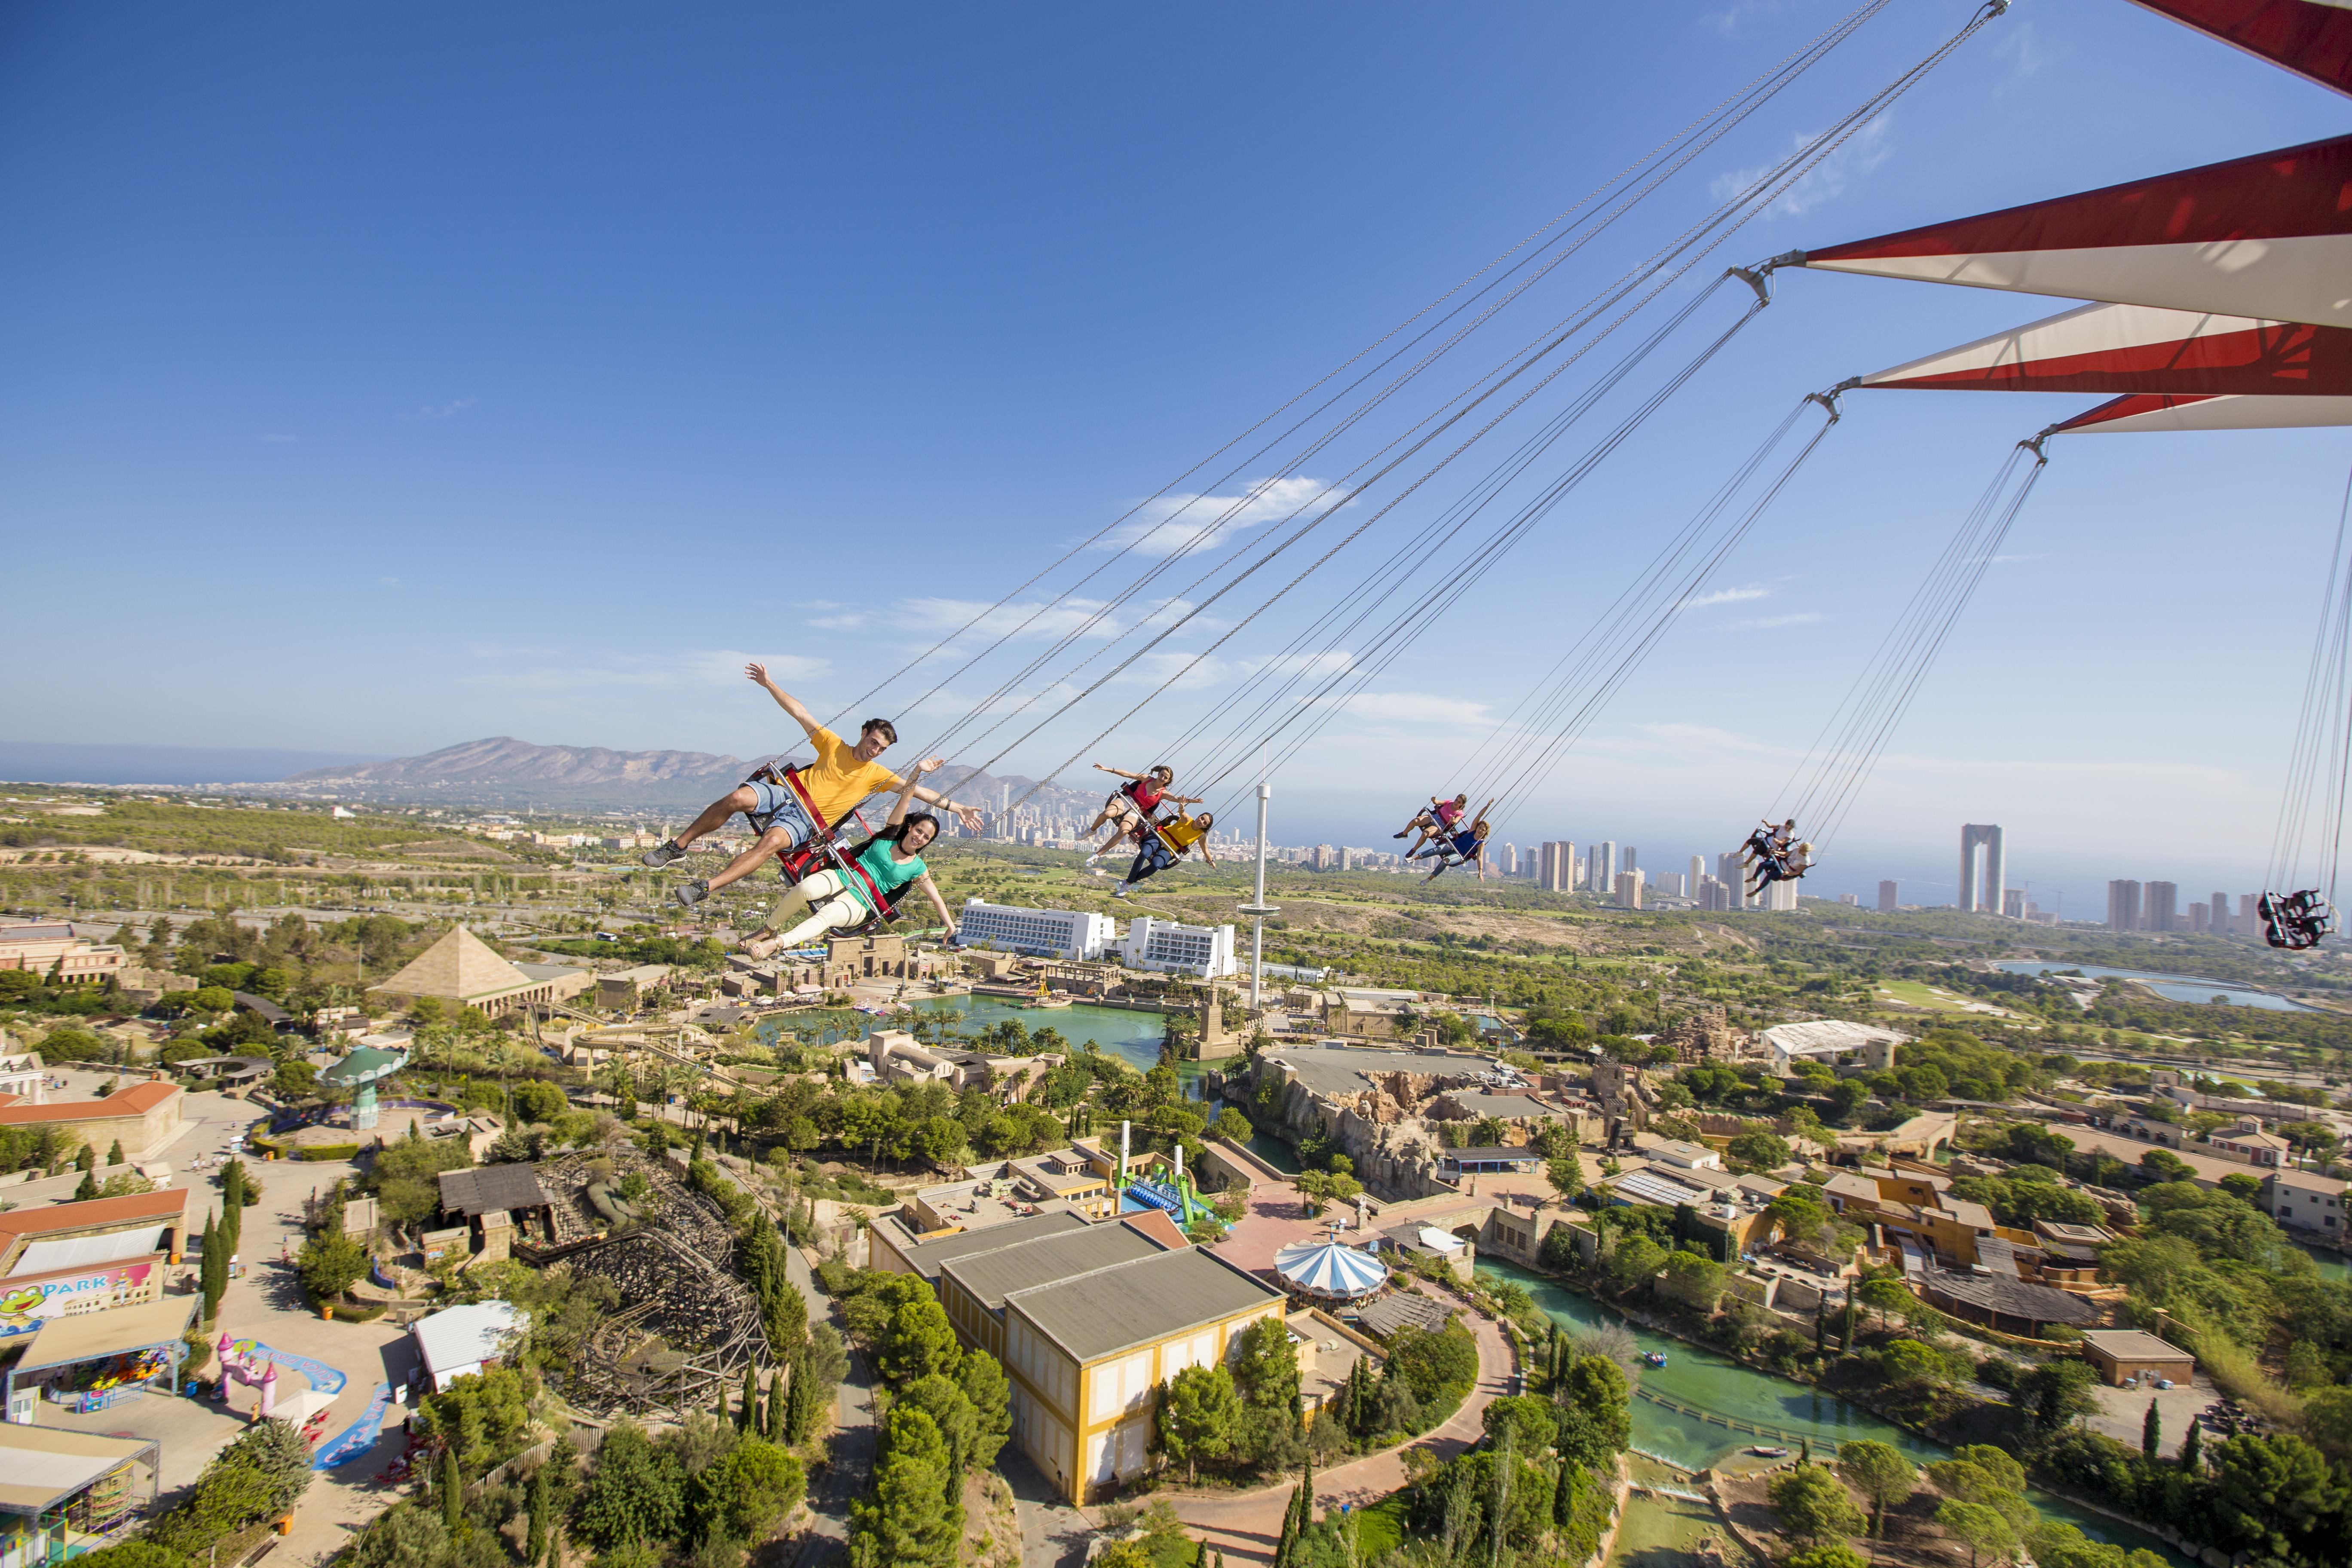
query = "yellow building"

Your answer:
(870, 1207), (1287, 1504)
(995, 1243), (1285, 1503)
